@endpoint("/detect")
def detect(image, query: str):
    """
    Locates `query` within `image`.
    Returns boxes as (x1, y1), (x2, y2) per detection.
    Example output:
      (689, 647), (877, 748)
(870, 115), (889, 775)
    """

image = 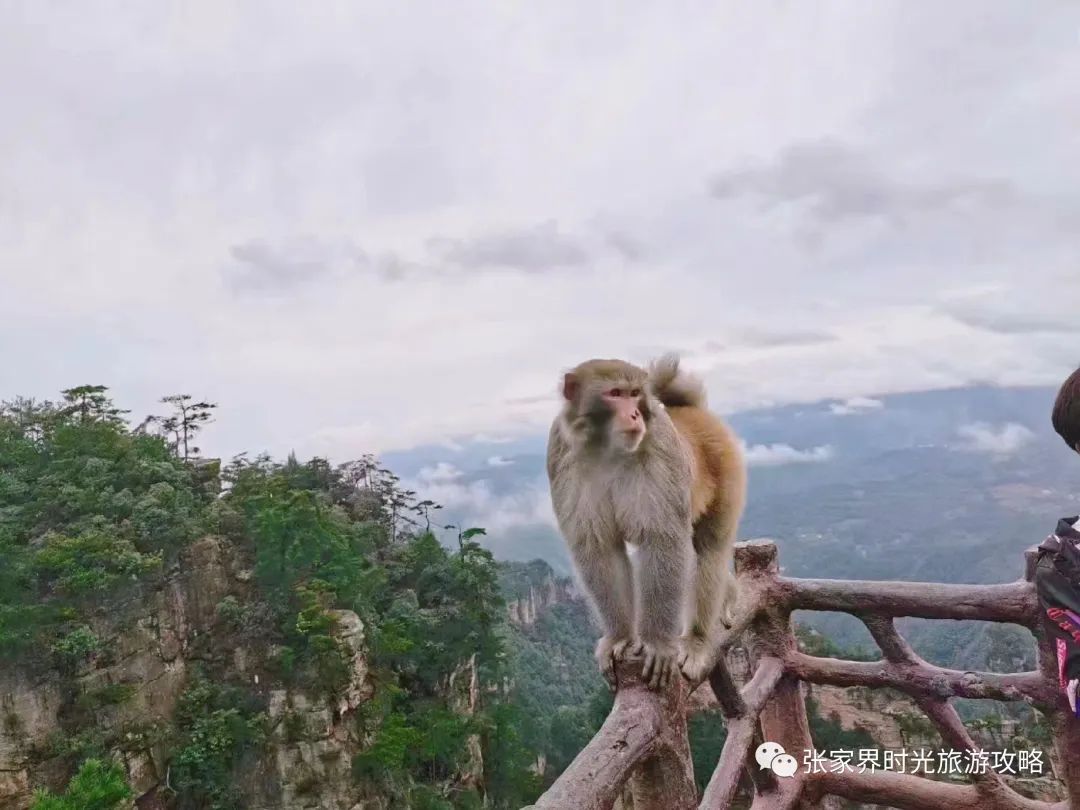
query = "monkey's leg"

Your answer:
(571, 540), (636, 685)
(634, 534), (692, 690)
(680, 516), (738, 683)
